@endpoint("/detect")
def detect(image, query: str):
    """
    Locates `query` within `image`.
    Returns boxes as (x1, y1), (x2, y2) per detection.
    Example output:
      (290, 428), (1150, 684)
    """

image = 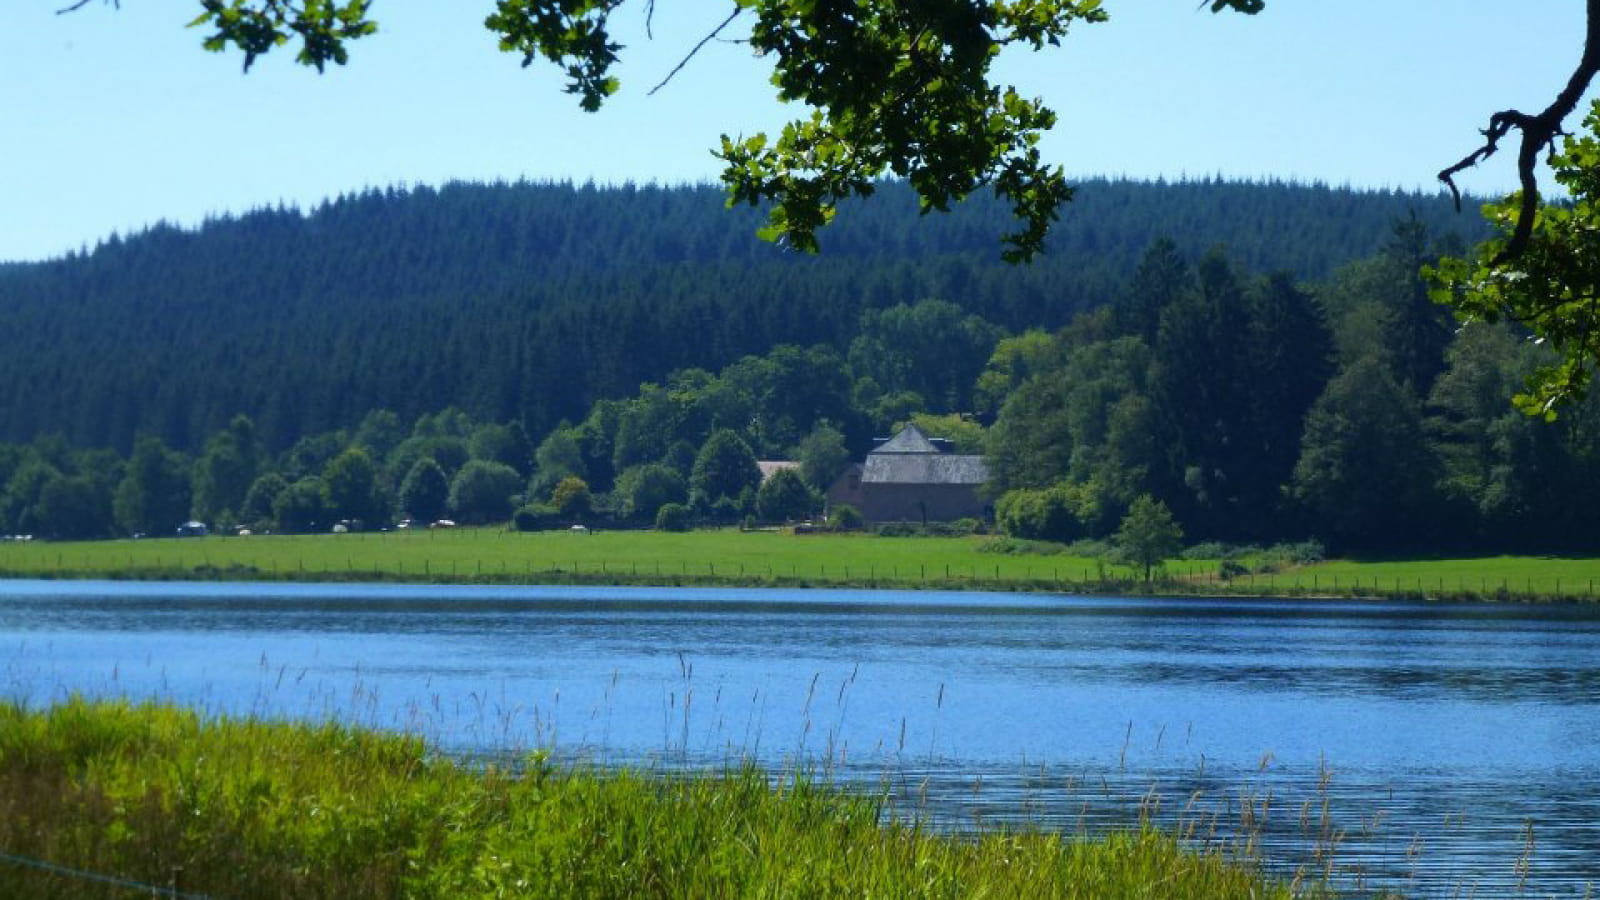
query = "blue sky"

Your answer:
(0, 1), (1589, 262)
